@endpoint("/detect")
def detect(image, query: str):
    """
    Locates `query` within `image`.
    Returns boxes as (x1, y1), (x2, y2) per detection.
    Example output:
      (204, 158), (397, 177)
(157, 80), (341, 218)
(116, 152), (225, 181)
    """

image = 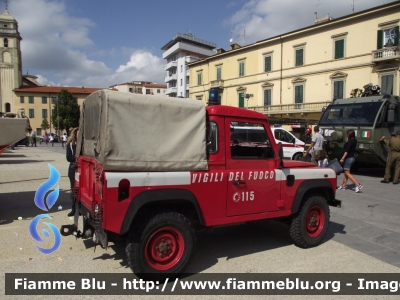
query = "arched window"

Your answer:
(4, 38), (8, 47)
(5, 103), (11, 112)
